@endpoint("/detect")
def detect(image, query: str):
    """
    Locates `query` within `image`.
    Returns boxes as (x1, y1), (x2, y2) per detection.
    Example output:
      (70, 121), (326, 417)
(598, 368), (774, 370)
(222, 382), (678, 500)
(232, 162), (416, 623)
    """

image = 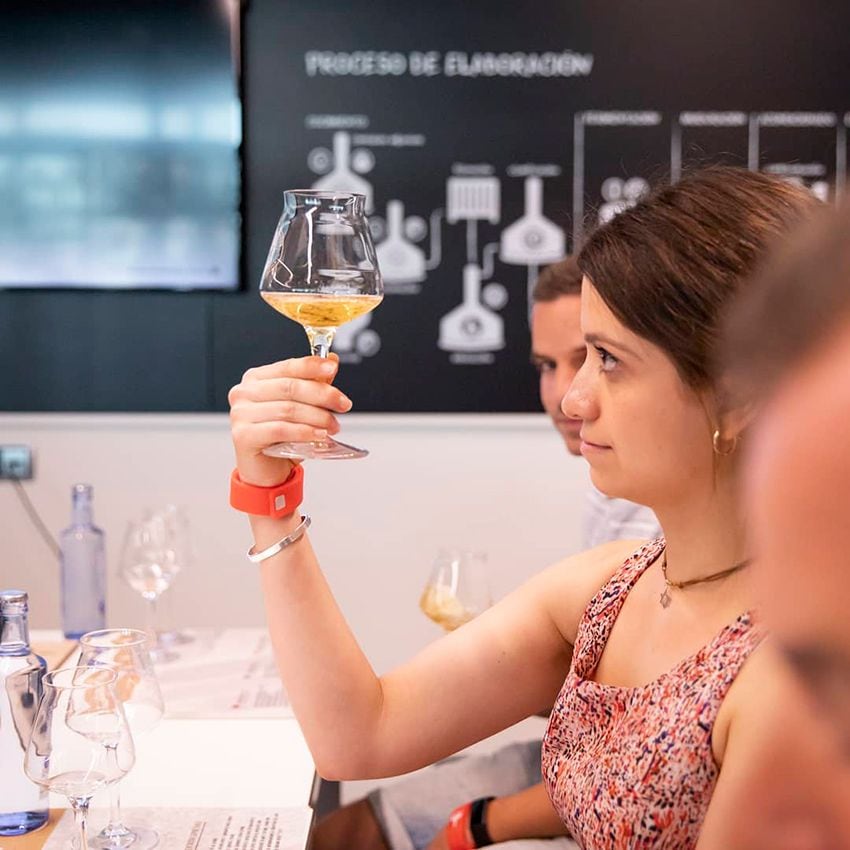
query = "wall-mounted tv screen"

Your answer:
(0, 0), (242, 290)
